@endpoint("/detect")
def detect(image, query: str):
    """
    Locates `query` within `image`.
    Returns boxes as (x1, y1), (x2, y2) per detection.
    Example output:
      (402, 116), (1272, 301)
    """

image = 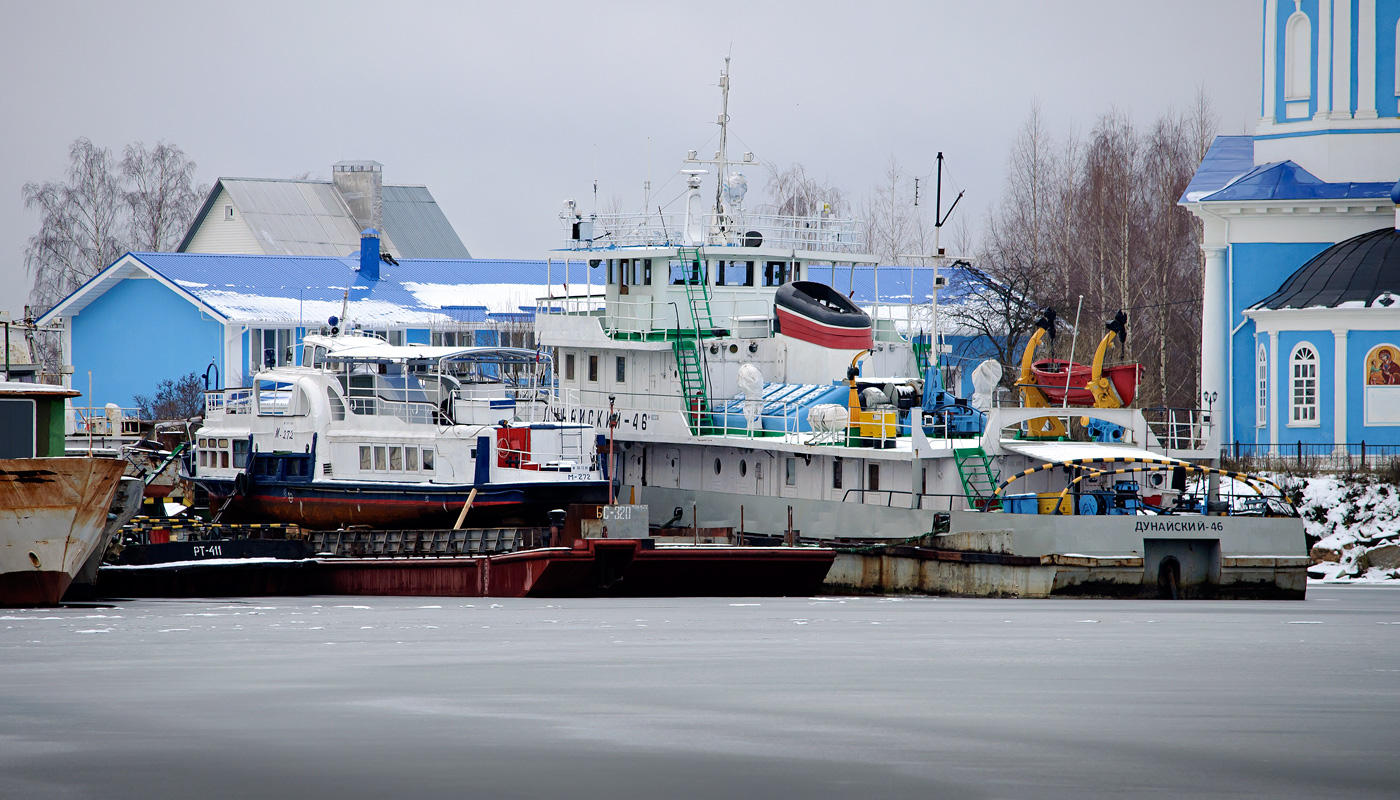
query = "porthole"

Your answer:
(713, 458), (722, 475)
(740, 459), (747, 477)
(729, 344), (739, 354)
